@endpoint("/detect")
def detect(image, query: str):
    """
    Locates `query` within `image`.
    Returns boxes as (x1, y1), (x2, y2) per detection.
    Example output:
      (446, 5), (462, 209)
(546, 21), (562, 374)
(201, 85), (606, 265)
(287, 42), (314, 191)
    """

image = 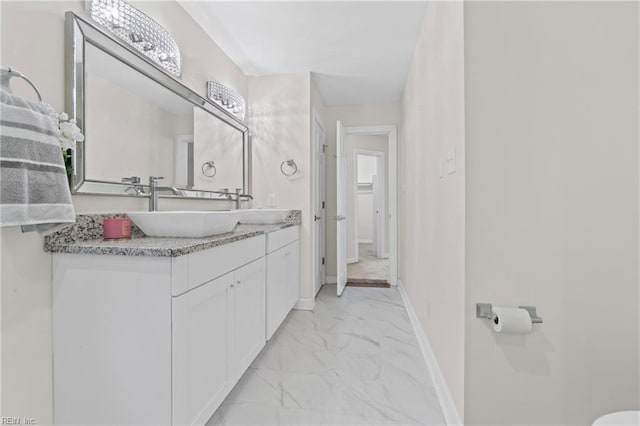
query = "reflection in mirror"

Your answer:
(84, 43), (194, 187)
(193, 109), (244, 191)
(67, 13), (249, 199)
